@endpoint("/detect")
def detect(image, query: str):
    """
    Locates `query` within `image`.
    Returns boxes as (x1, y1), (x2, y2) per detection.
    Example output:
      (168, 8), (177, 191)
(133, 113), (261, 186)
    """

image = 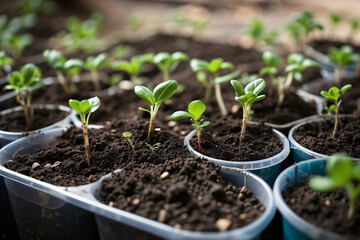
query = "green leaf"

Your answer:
(302, 59), (319, 68)
(245, 78), (266, 94)
(340, 84), (352, 95)
(196, 72), (207, 83)
(139, 107), (151, 114)
(153, 80), (178, 103)
(285, 64), (301, 73)
(262, 51), (282, 67)
(169, 111), (193, 121)
(153, 52), (171, 64)
(88, 96), (100, 113)
(327, 153), (353, 185)
(220, 61), (234, 70)
(353, 164), (360, 181)
(231, 79), (245, 97)
(69, 96), (100, 115)
(287, 53), (304, 64)
(123, 132), (132, 138)
(172, 52), (188, 61)
(309, 176), (341, 192)
(190, 59), (209, 72)
(188, 100), (206, 121)
(214, 70), (240, 84)
(260, 66), (277, 76)
(134, 86), (154, 106)
(200, 120), (210, 128)
(294, 72), (303, 82)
